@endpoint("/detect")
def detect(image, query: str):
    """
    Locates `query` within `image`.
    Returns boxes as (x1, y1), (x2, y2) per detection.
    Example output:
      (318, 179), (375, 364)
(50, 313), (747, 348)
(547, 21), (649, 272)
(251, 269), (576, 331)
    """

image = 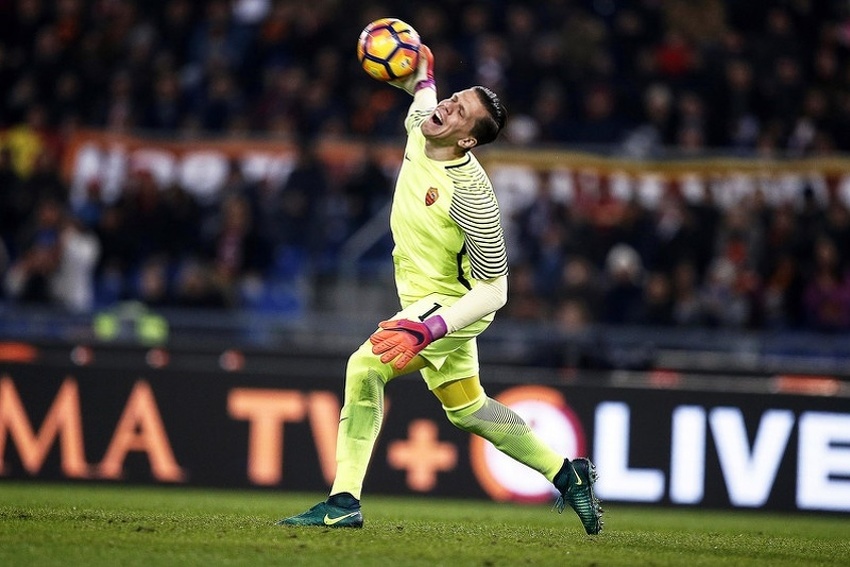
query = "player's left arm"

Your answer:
(437, 185), (510, 331)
